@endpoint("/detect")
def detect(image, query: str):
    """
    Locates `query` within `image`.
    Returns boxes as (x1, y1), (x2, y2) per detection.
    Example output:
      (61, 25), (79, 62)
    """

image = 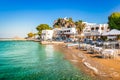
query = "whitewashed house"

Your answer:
(41, 30), (53, 41)
(83, 22), (109, 37)
(83, 22), (96, 36)
(60, 27), (77, 36)
(52, 27), (77, 40)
